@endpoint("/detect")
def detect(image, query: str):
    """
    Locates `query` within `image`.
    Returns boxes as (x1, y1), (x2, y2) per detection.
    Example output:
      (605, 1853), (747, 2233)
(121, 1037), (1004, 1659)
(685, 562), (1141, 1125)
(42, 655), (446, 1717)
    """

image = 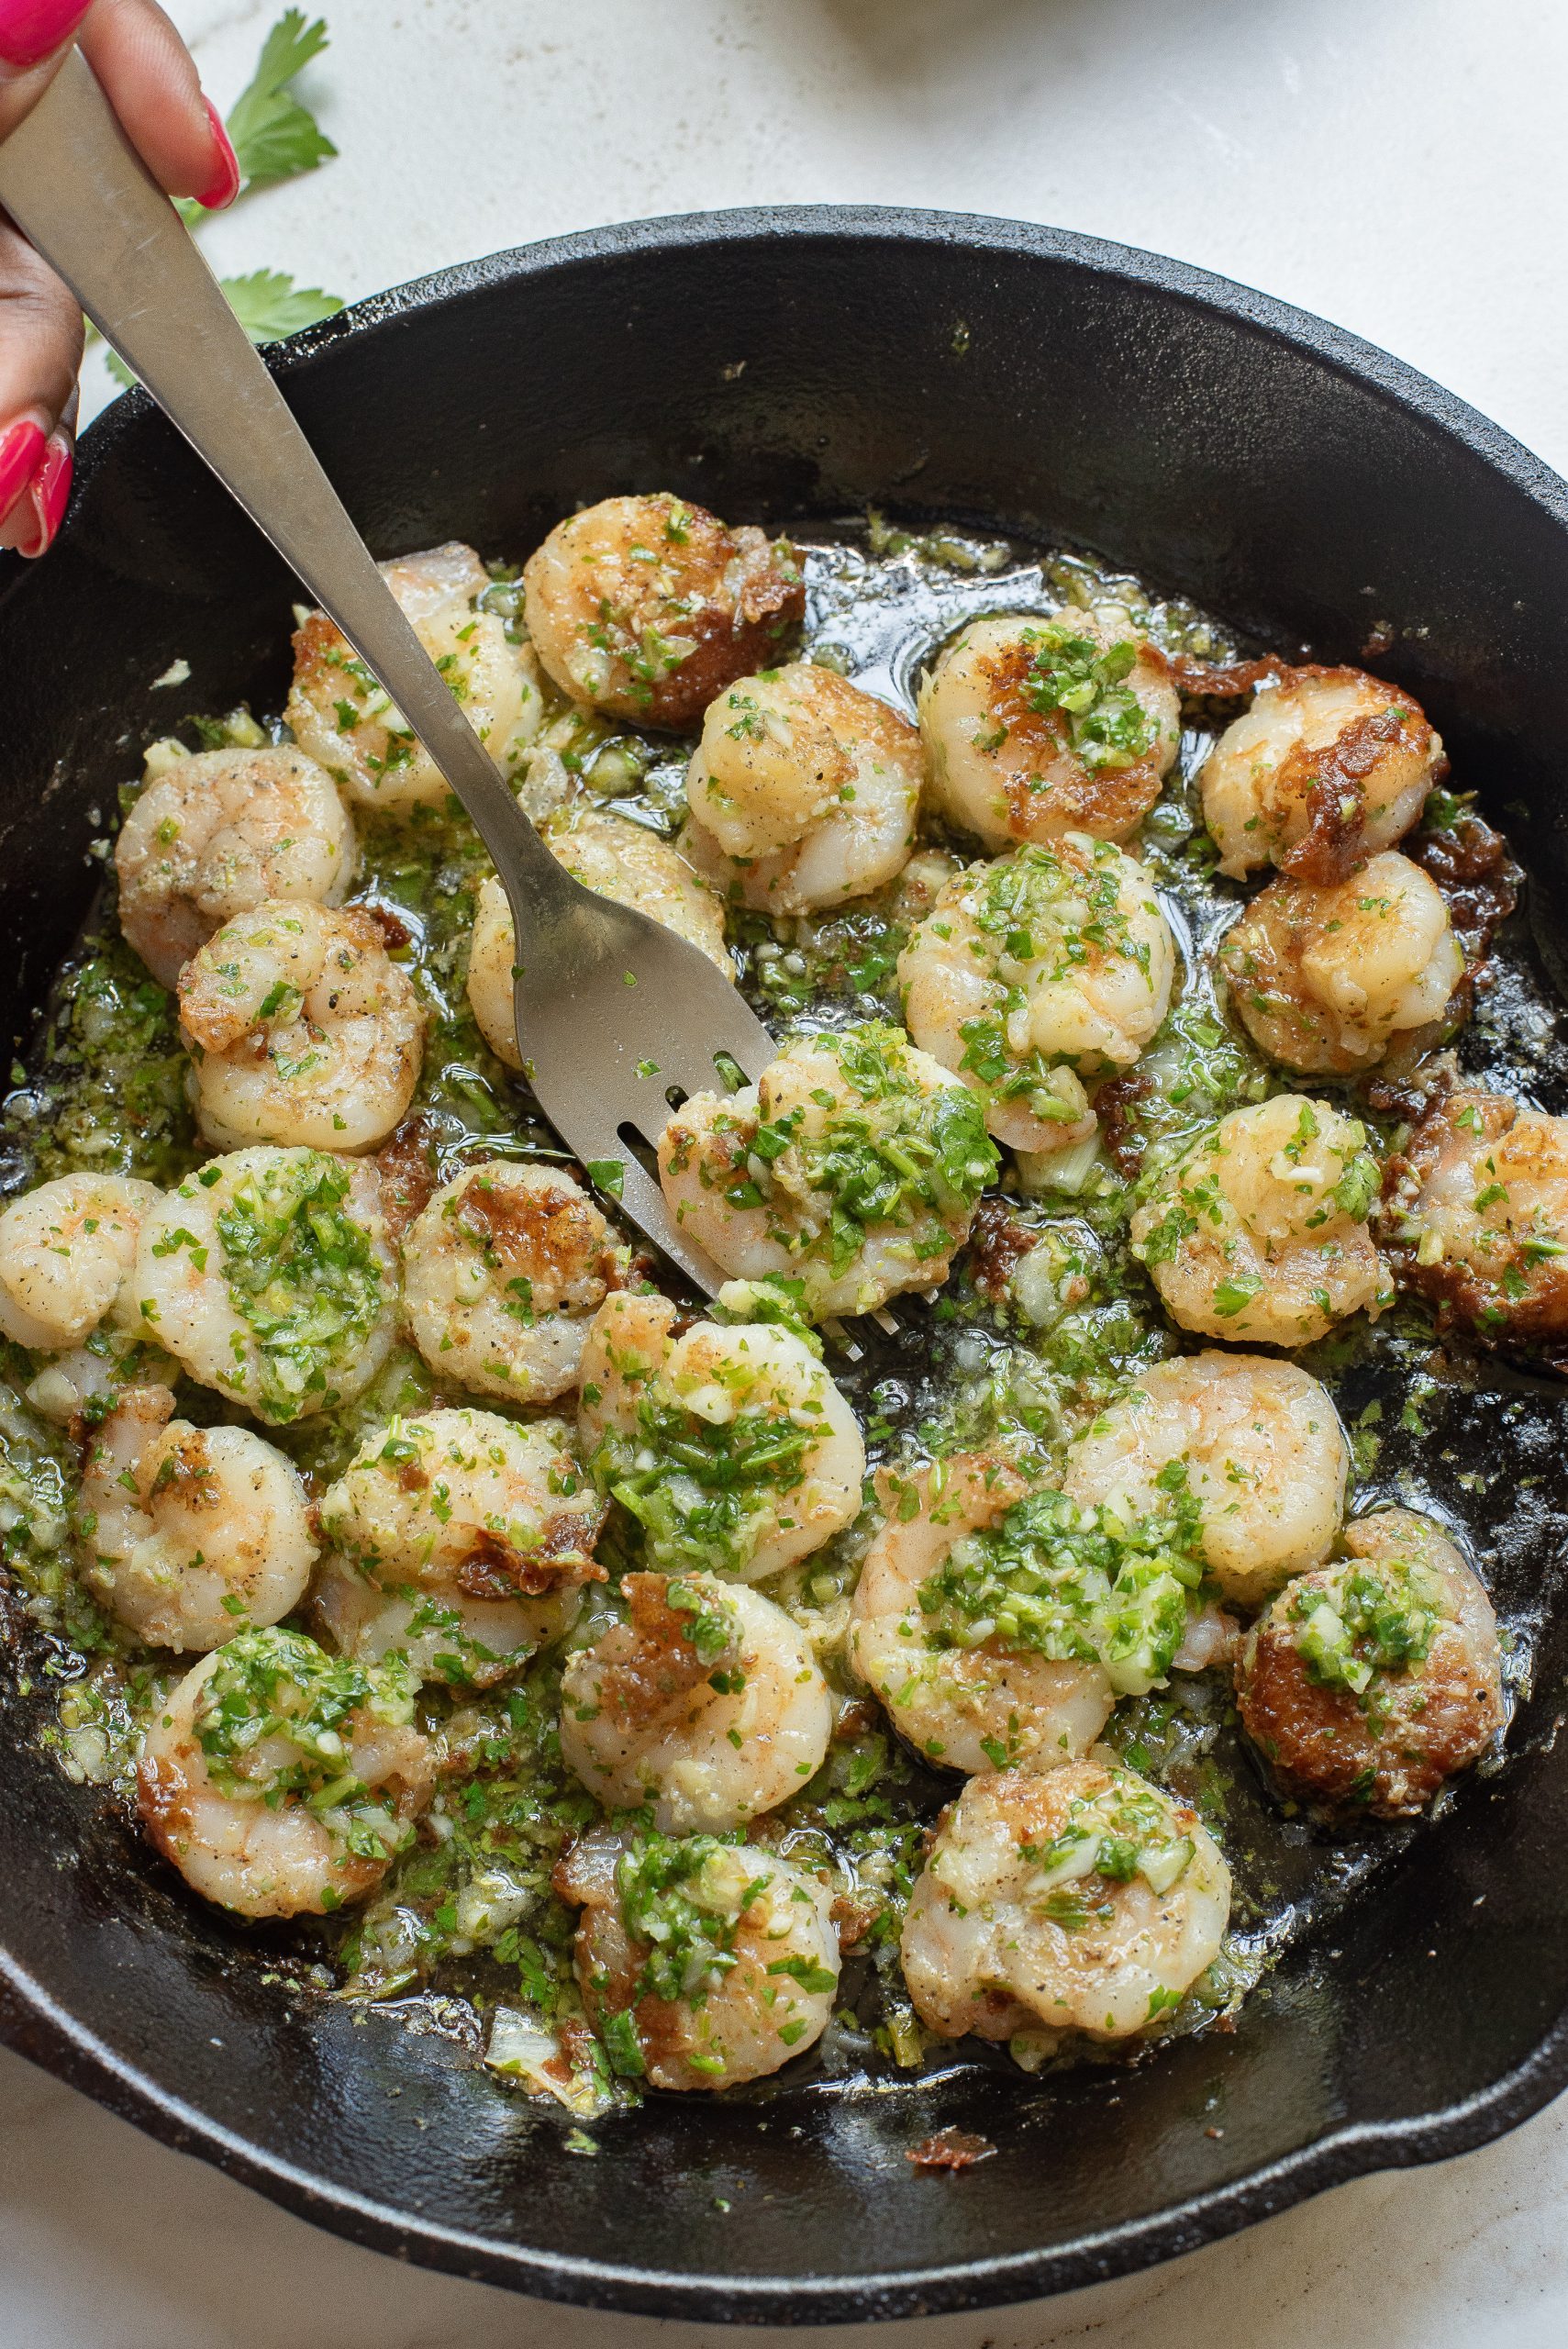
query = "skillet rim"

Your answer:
(3, 200), (1568, 2321)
